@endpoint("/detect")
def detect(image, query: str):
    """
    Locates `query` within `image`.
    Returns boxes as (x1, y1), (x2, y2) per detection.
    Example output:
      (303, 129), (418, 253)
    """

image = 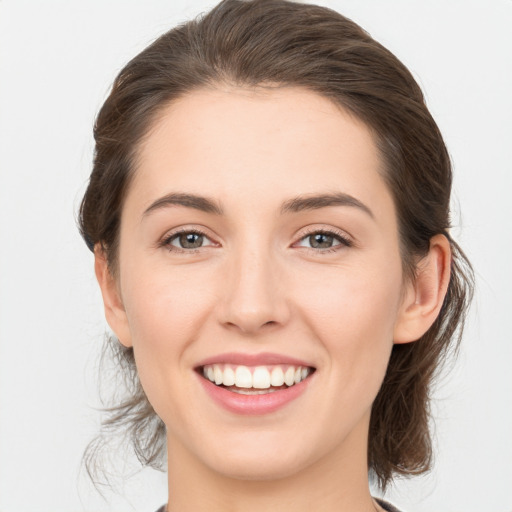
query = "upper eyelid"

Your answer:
(162, 225), (215, 240)
(162, 226), (349, 238)
(293, 225), (353, 243)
